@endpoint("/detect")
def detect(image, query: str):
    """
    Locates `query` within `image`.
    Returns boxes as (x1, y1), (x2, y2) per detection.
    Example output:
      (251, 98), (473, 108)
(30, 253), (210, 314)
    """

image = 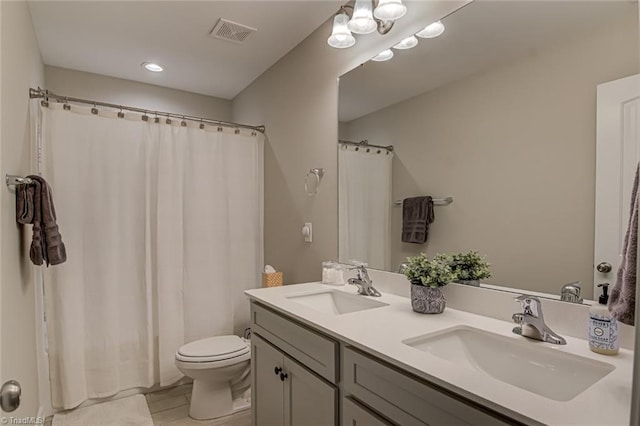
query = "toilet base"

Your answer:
(188, 380), (250, 420)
